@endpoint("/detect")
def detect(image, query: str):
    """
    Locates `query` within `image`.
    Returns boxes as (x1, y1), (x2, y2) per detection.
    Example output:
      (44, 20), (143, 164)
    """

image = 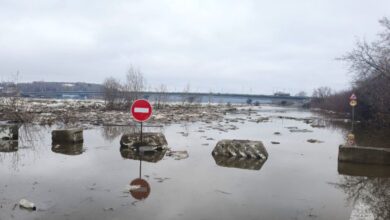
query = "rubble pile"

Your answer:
(0, 99), (236, 126)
